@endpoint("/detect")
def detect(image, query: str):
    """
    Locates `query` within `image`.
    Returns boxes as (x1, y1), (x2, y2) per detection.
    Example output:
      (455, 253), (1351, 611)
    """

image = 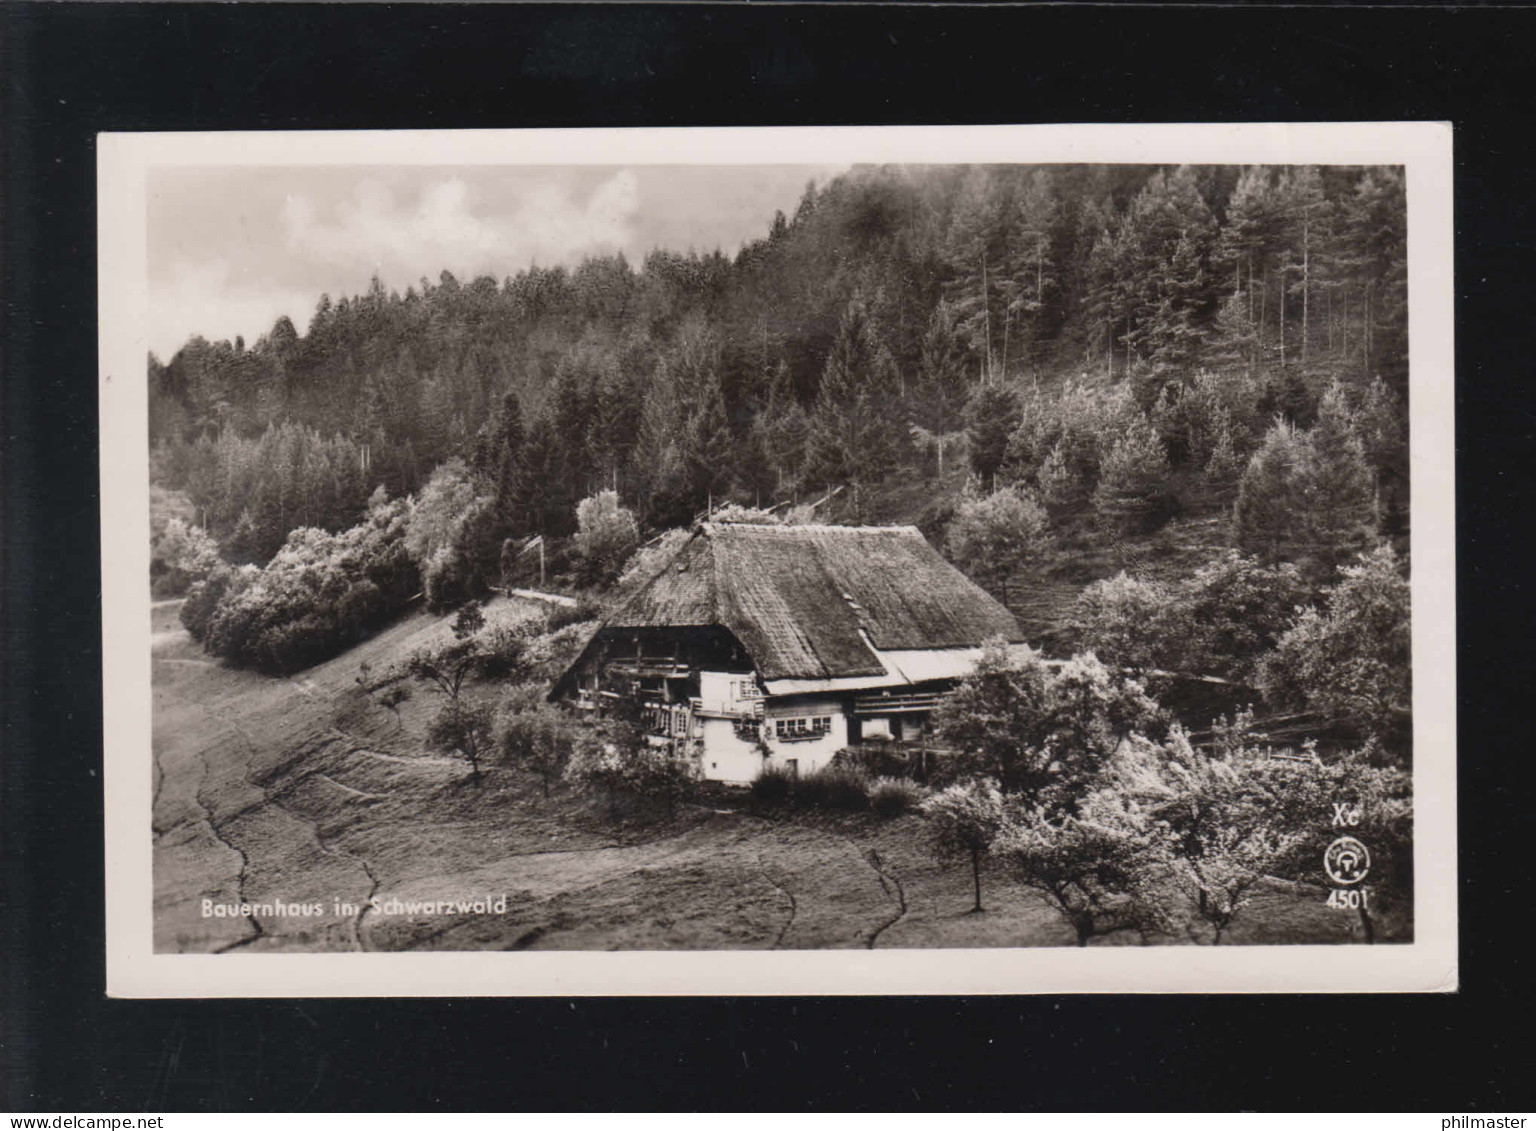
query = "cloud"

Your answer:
(148, 258), (319, 361)
(281, 170), (641, 285)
